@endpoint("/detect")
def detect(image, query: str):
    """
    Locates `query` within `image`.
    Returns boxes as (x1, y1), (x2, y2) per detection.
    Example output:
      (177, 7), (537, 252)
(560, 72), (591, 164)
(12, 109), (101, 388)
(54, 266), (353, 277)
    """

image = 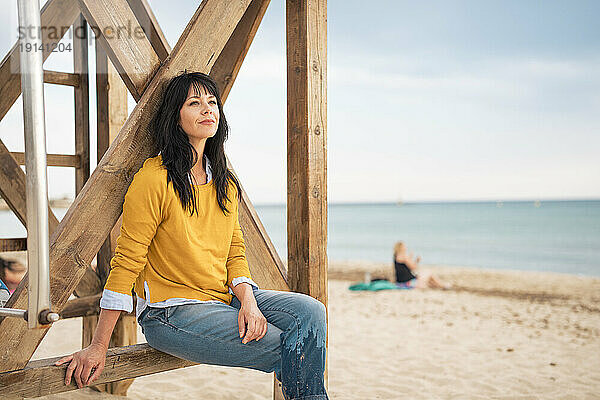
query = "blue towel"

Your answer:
(0, 278), (10, 307)
(348, 280), (413, 291)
